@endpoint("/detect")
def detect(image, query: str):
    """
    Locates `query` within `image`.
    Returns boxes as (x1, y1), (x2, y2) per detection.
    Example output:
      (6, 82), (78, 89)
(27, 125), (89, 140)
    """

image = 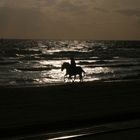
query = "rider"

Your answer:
(70, 57), (76, 70)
